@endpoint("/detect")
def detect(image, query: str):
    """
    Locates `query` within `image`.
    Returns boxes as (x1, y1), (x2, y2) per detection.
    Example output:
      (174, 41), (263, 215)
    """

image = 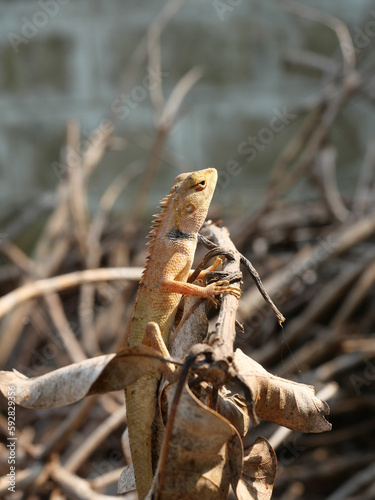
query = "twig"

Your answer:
(332, 258), (375, 330)
(50, 461), (119, 500)
(65, 406), (126, 473)
(267, 107), (324, 195)
(89, 467), (125, 491)
(108, 0), (186, 128)
(0, 239), (34, 273)
(0, 233), (67, 366)
(79, 161), (144, 355)
(158, 66), (203, 130)
(327, 461), (375, 500)
(148, 19), (165, 116)
(271, 257), (370, 373)
(198, 231), (285, 325)
(240, 254), (285, 325)
(0, 191), (56, 241)
(314, 145), (349, 221)
(200, 225), (242, 354)
(353, 139), (375, 214)
(44, 293), (87, 363)
(0, 462), (46, 495)
(238, 208), (375, 326)
(281, 0), (356, 77)
(66, 119), (89, 257)
(38, 397), (98, 460)
(128, 66), (203, 231)
(283, 48), (340, 75)
(0, 267), (142, 319)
